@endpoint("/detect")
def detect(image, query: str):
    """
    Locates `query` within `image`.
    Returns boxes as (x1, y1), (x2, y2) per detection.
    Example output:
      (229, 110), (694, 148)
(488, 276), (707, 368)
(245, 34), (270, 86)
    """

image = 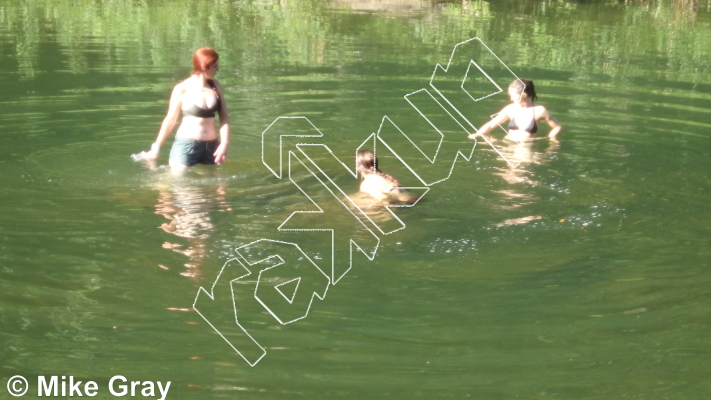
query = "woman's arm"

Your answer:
(145, 84), (184, 159)
(213, 80), (230, 164)
(542, 109), (562, 138)
(468, 106), (510, 139)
